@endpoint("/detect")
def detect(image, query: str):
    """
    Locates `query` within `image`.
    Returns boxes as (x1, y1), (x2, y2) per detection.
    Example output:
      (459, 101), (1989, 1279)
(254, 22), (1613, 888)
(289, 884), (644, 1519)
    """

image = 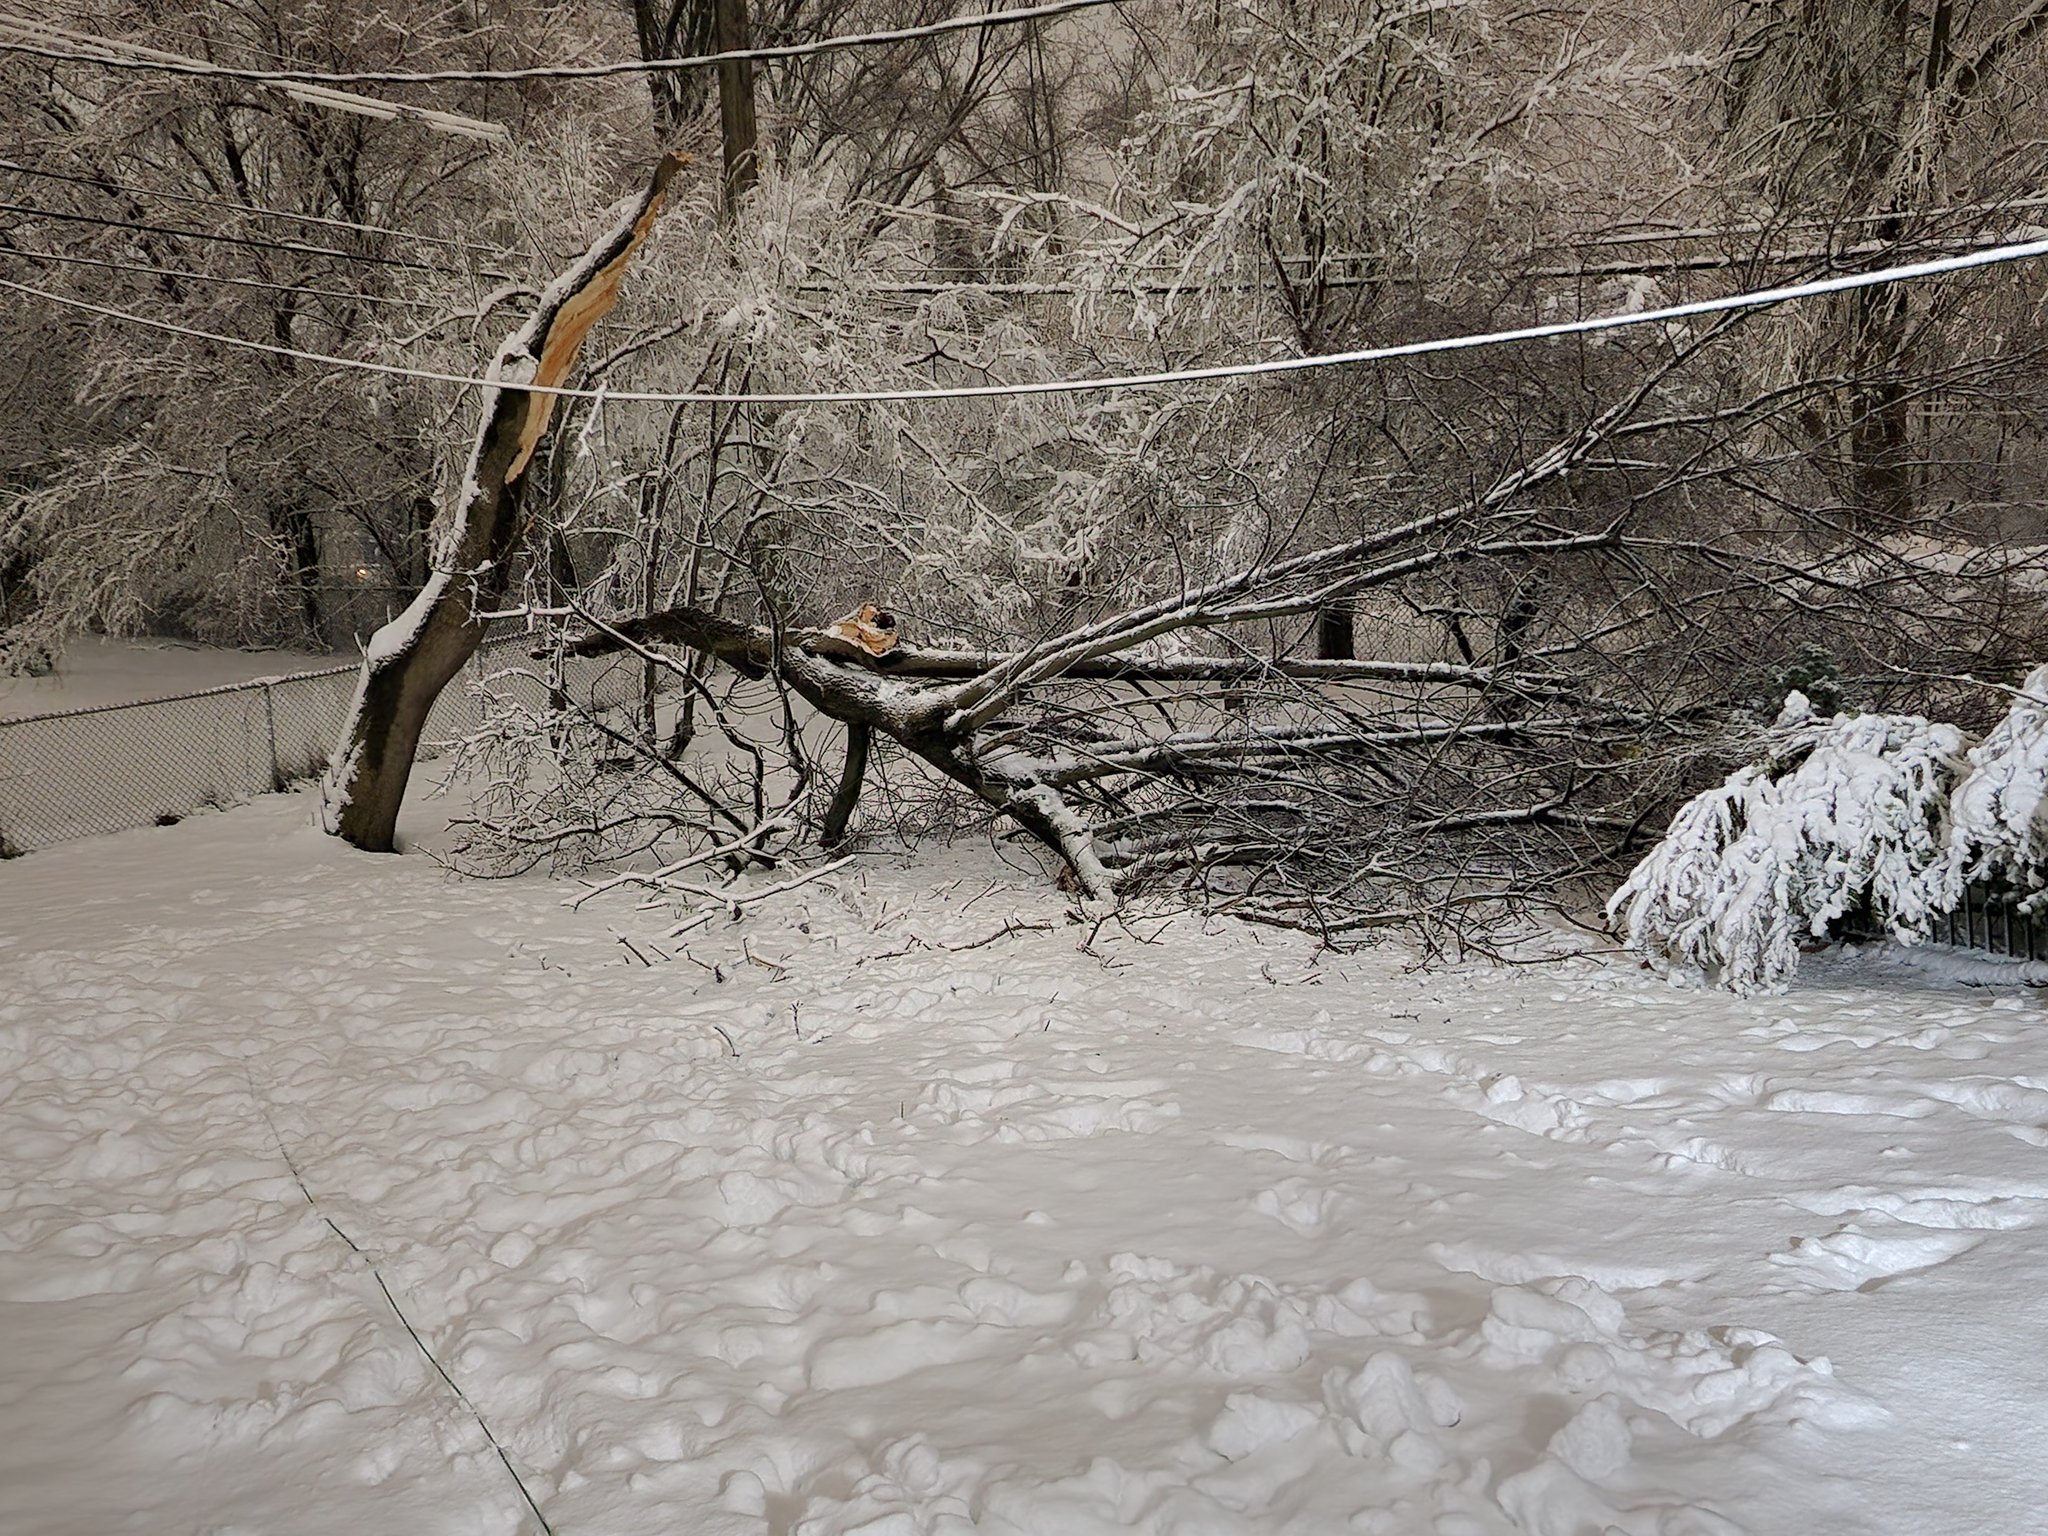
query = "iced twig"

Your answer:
(569, 816), (791, 909)
(942, 918), (1054, 952)
(665, 855), (856, 938)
